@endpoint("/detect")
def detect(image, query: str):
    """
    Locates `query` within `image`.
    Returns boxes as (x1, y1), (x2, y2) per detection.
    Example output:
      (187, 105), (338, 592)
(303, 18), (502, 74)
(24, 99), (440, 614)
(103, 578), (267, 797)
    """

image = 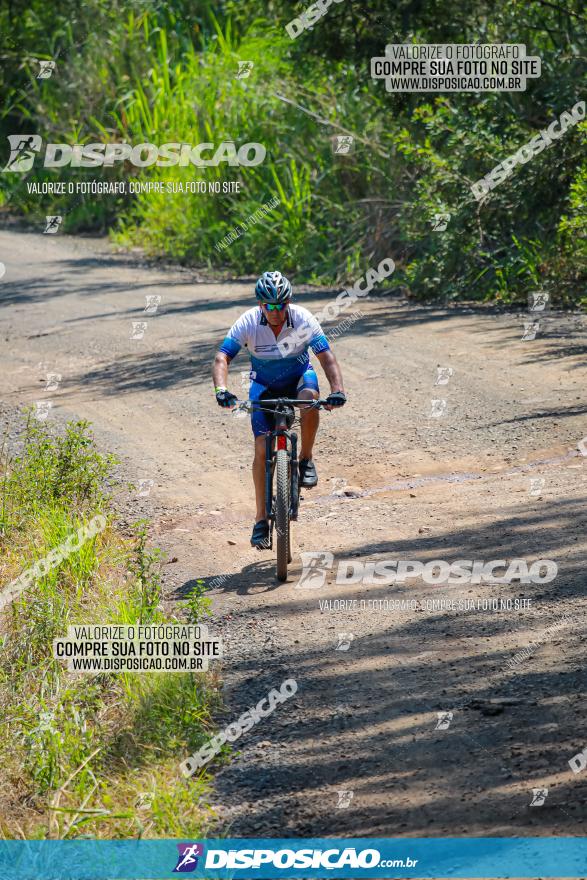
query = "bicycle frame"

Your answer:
(238, 397), (327, 521)
(264, 402), (299, 524)
(234, 397), (328, 571)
